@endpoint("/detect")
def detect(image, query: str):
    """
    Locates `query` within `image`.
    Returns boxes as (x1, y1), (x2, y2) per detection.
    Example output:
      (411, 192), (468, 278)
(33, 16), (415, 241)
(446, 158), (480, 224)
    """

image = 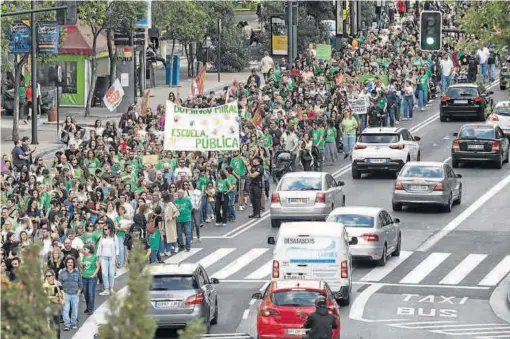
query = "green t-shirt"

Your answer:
(230, 157), (246, 177)
(149, 228), (161, 250)
(216, 179), (229, 193)
(326, 127), (336, 143)
(115, 216), (126, 237)
(378, 97), (388, 110)
(312, 128), (325, 150)
(418, 74), (429, 91)
(196, 175), (209, 192)
(84, 158), (101, 175)
(81, 254), (98, 278)
(263, 134), (272, 148)
(174, 197), (192, 222)
(81, 231), (102, 252)
(227, 175), (237, 191)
